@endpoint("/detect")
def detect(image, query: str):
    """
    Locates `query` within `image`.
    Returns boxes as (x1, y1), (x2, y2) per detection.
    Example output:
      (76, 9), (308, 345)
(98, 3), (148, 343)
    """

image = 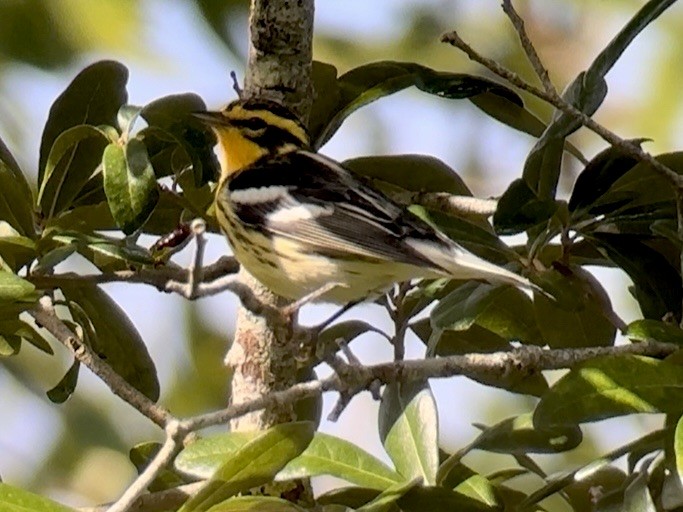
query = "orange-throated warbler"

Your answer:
(196, 98), (536, 304)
